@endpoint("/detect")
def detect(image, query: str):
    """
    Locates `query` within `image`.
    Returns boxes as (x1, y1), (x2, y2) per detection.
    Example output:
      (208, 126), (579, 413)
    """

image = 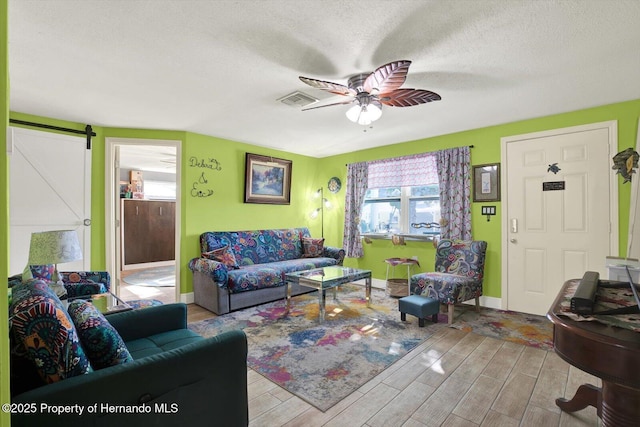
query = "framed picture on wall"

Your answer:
(473, 163), (500, 202)
(244, 153), (292, 204)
